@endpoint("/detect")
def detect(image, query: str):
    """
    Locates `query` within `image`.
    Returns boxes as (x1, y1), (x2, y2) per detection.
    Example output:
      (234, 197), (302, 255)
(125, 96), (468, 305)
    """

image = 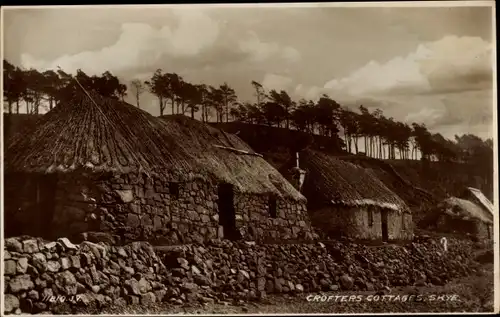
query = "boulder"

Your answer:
(16, 257), (29, 274)
(5, 260), (17, 276)
(55, 270), (78, 295)
(5, 238), (23, 253)
(4, 294), (20, 313)
(340, 274), (354, 290)
(9, 275), (35, 293)
(141, 292), (156, 306)
(23, 239), (40, 253)
(32, 253), (48, 272)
